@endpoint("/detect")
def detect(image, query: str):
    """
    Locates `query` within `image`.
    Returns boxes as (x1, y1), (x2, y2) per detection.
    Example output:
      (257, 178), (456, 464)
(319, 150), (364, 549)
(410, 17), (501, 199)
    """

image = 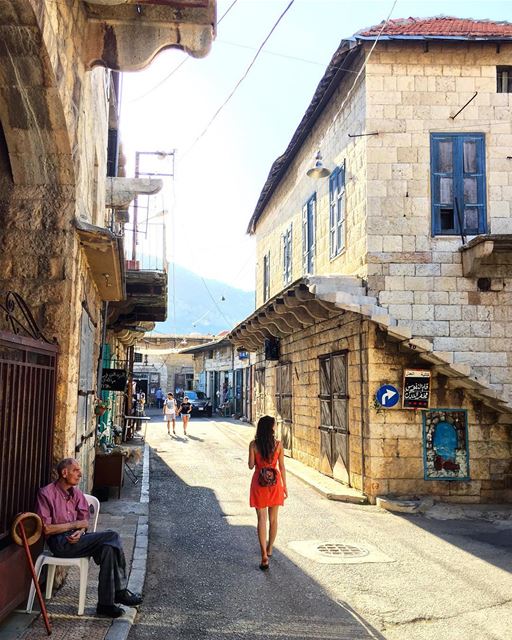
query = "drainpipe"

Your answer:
(358, 316), (367, 495)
